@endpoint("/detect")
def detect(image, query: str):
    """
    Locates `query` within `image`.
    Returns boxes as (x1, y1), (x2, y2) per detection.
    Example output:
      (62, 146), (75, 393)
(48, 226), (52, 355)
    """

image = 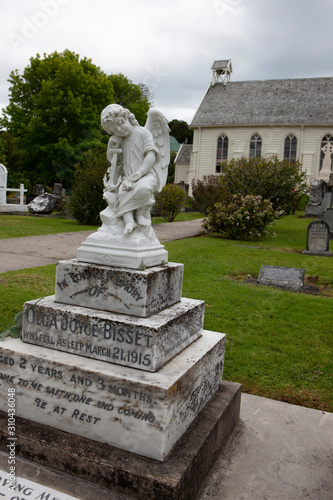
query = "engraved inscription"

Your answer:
(23, 309), (153, 367)
(61, 268), (145, 303)
(0, 354), (157, 430)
